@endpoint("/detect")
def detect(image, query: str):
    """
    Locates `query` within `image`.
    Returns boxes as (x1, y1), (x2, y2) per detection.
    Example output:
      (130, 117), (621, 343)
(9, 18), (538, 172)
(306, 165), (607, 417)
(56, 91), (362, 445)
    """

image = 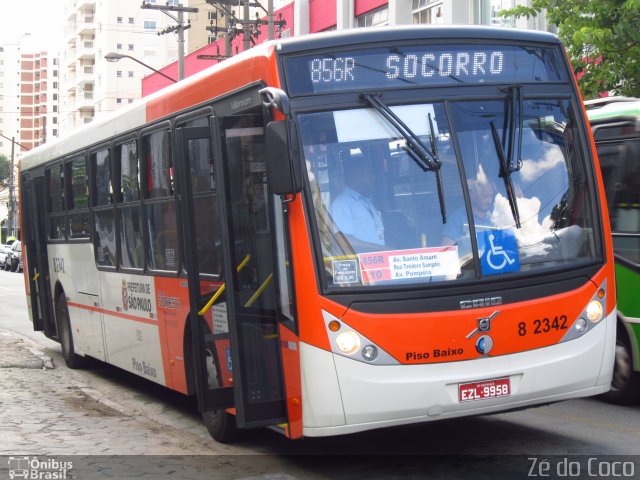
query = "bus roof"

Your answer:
(20, 25), (562, 172)
(586, 97), (640, 123)
(273, 24), (561, 55)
